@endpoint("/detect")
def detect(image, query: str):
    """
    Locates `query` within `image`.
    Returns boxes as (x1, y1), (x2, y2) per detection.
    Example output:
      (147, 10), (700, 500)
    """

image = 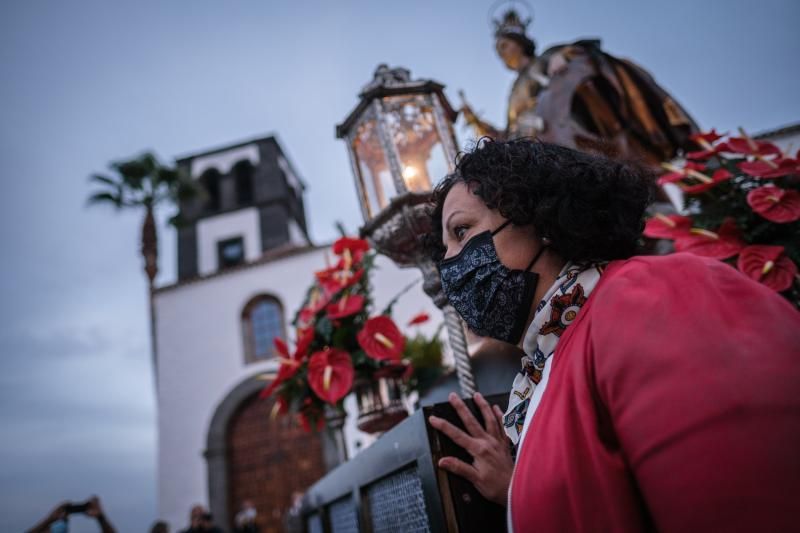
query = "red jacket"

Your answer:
(510, 253), (800, 532)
